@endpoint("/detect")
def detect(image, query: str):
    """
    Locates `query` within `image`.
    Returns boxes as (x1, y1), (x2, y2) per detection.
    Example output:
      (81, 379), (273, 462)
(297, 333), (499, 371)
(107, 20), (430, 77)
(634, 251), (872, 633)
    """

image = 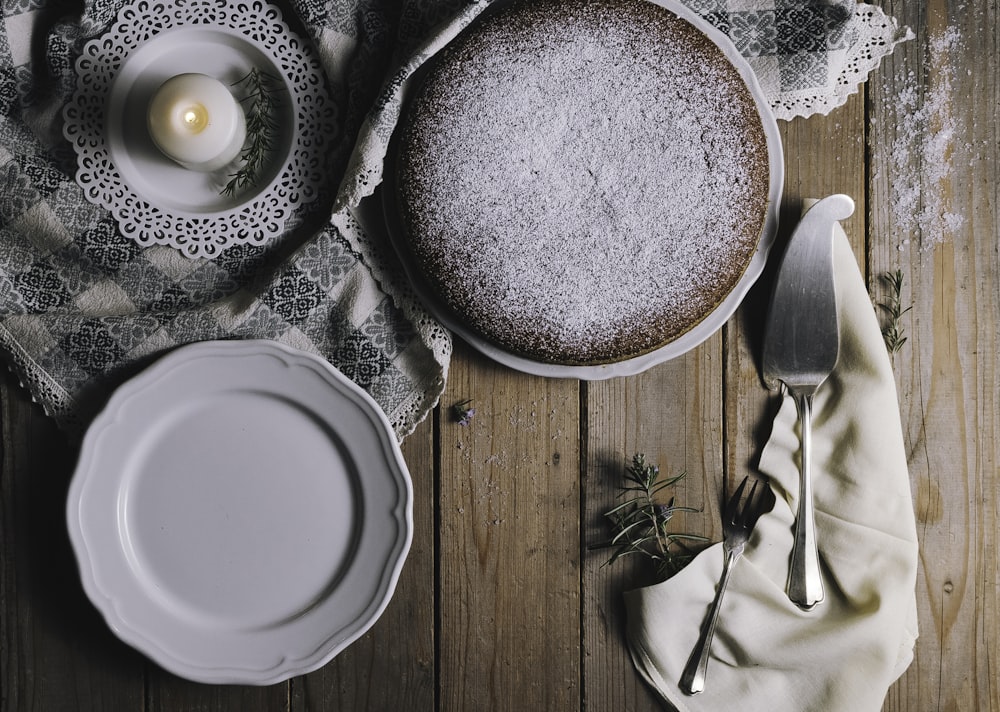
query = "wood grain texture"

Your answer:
(2, 1), (999, 710)
(437, 343), (581, 711)
(0, 376), (146, 712)
(869, 2), (1000, 709)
